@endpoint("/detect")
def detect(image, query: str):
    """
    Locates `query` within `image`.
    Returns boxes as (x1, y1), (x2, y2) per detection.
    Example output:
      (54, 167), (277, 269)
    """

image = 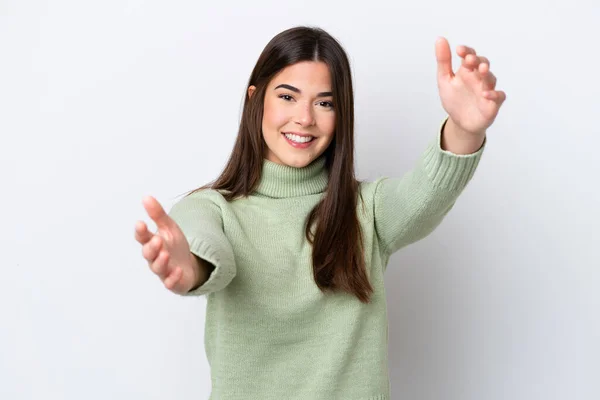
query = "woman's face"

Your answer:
(249, 61), (336, 168)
